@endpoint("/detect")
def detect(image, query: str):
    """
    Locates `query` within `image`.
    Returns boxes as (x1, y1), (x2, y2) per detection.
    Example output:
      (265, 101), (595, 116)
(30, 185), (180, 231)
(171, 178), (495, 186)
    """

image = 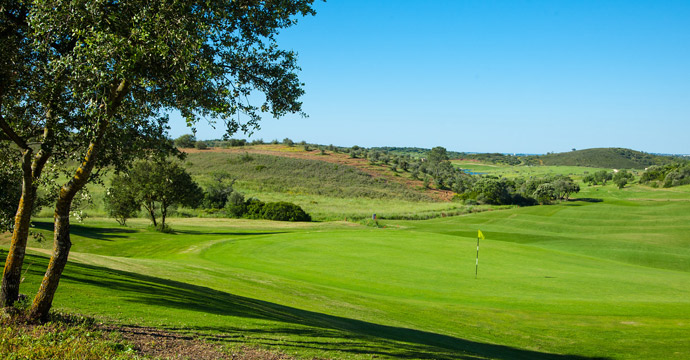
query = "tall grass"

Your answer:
(184, 152), (432, 201)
